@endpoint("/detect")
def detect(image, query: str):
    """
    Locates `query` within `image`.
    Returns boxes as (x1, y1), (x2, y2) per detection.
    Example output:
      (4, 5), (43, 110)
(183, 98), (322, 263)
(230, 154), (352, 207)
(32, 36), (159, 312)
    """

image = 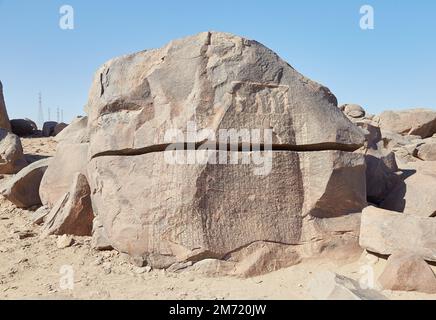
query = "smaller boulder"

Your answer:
(340, 104), (366, 119)
(57, 235), (74, 249)
(10, 119), (37, 137)
(53, 122), (68, 136)
(378, 253), (436, 294)
(42, 173), (94, 237)
(42, 121), (58, 137)
(0, 129), (27, 174)
(417, 141), (436, 161)
(360, 206), (436, 261)
(0, 158), (50, 208)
